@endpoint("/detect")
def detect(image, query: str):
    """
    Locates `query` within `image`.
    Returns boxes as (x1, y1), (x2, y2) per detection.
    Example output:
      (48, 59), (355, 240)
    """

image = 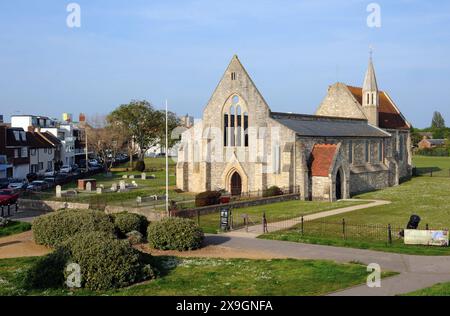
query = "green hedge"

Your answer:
(263, 186), (284, 197)
(147, 217), (204, 251)
(33, 209), (115, 247)
(111, 212), (149, 237)
(195, 191), (221, 207)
